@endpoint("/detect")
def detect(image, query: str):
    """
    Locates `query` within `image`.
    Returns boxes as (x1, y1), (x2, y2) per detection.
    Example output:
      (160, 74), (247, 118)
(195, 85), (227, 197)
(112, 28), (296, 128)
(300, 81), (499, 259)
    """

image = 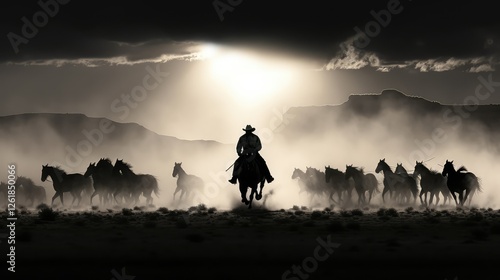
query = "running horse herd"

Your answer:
(0, 157), (482, 209)
(292, 159), (482, 208)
